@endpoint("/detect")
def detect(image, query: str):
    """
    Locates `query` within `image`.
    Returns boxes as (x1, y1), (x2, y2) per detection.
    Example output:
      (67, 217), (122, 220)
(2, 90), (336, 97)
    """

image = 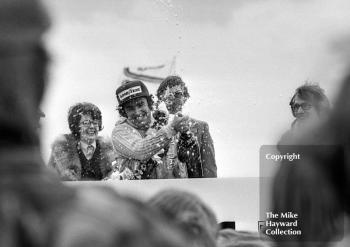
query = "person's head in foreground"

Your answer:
(148, 189), (219, 247)
(0, 0), (49, 148)
(0, 1), (189, 246)
(272, 76), (350, 246)
(217, 228), (273, 247)
(116, 80), (154, 130)
(157, 75), (190, 114)
(289, 83), (330, 126)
